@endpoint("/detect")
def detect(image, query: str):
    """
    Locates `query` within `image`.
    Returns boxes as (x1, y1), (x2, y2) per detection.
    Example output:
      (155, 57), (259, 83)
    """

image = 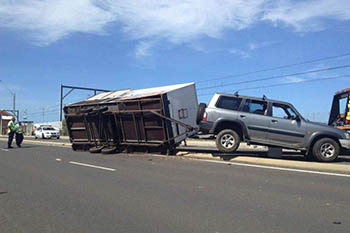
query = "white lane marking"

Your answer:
(1, 149), (9, 152)
(199, 159), (350, 178)
(69, 161), (115, 172)
(56, 158), (62, 162)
